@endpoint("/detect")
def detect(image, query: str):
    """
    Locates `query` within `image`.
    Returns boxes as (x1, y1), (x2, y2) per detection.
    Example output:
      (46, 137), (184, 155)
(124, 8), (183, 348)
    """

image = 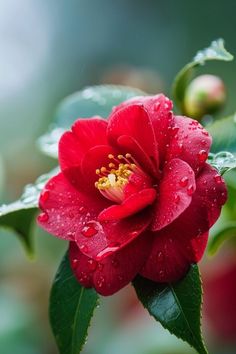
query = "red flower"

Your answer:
(38, 94), (227, 296)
